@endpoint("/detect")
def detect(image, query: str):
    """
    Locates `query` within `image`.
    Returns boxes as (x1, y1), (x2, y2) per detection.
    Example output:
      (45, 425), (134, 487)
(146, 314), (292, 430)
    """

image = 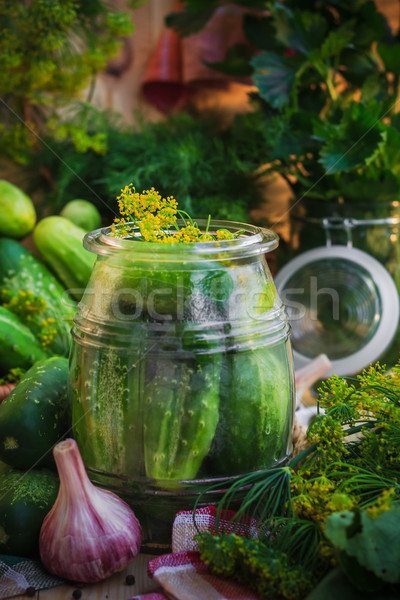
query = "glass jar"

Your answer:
(289, 198), (400, 370)
(69, 220), (295, 549)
